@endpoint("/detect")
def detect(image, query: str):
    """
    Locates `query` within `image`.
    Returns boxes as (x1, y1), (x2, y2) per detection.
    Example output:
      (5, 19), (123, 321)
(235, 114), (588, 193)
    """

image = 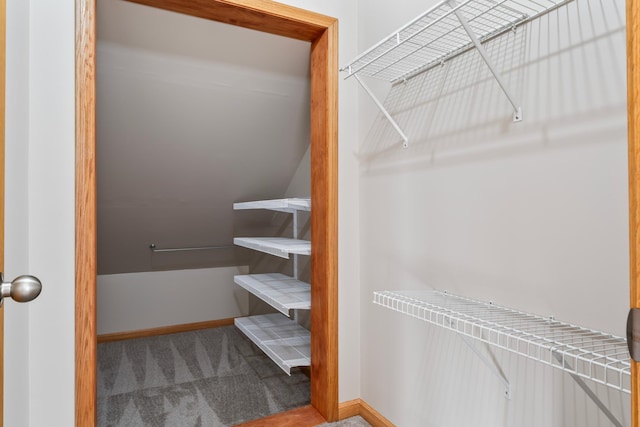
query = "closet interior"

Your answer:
(95, 0), (314, 423)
